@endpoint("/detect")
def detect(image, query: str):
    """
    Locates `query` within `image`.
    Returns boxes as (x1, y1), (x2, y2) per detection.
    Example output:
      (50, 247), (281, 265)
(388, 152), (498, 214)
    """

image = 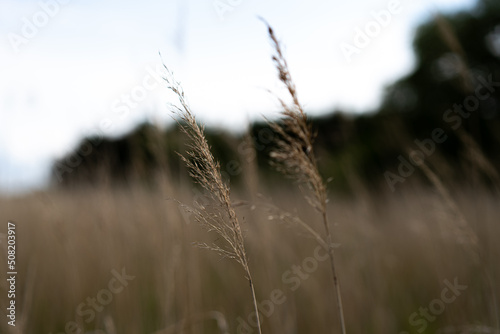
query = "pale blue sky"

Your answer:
(0, 0), (477, 194)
